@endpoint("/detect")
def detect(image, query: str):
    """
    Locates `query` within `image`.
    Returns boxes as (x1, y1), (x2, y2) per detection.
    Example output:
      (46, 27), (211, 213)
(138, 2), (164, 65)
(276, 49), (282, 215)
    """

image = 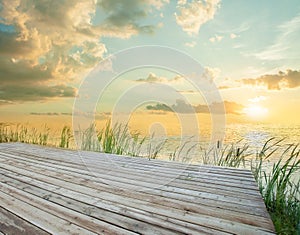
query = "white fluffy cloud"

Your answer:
(0, 0), (104, 82)
(177, 0), (187, 5)
(0, 0), (169, 102)
(136, 73), (184, 84)
(203, 67), (221, 81)
(230, 33), (237, 39)
(185, 41), (197, 47)
(209, 34), (223, 42)
(148, 0), (170, 9)
(175, 0), (221, 35)
(248, 96), (267, 103)
(241, 69), (300, 90)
